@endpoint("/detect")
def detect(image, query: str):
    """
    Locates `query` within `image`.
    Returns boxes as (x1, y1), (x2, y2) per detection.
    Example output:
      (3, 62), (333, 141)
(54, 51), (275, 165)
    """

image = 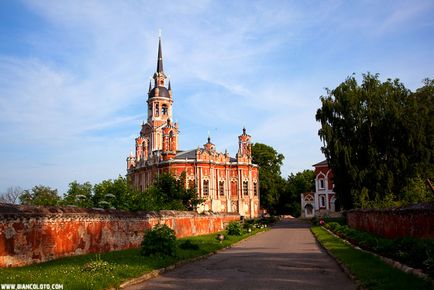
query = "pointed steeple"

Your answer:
(168, 80), (171, 90)
(148, 80), (152, 93)
(156, 36), (164, 73)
